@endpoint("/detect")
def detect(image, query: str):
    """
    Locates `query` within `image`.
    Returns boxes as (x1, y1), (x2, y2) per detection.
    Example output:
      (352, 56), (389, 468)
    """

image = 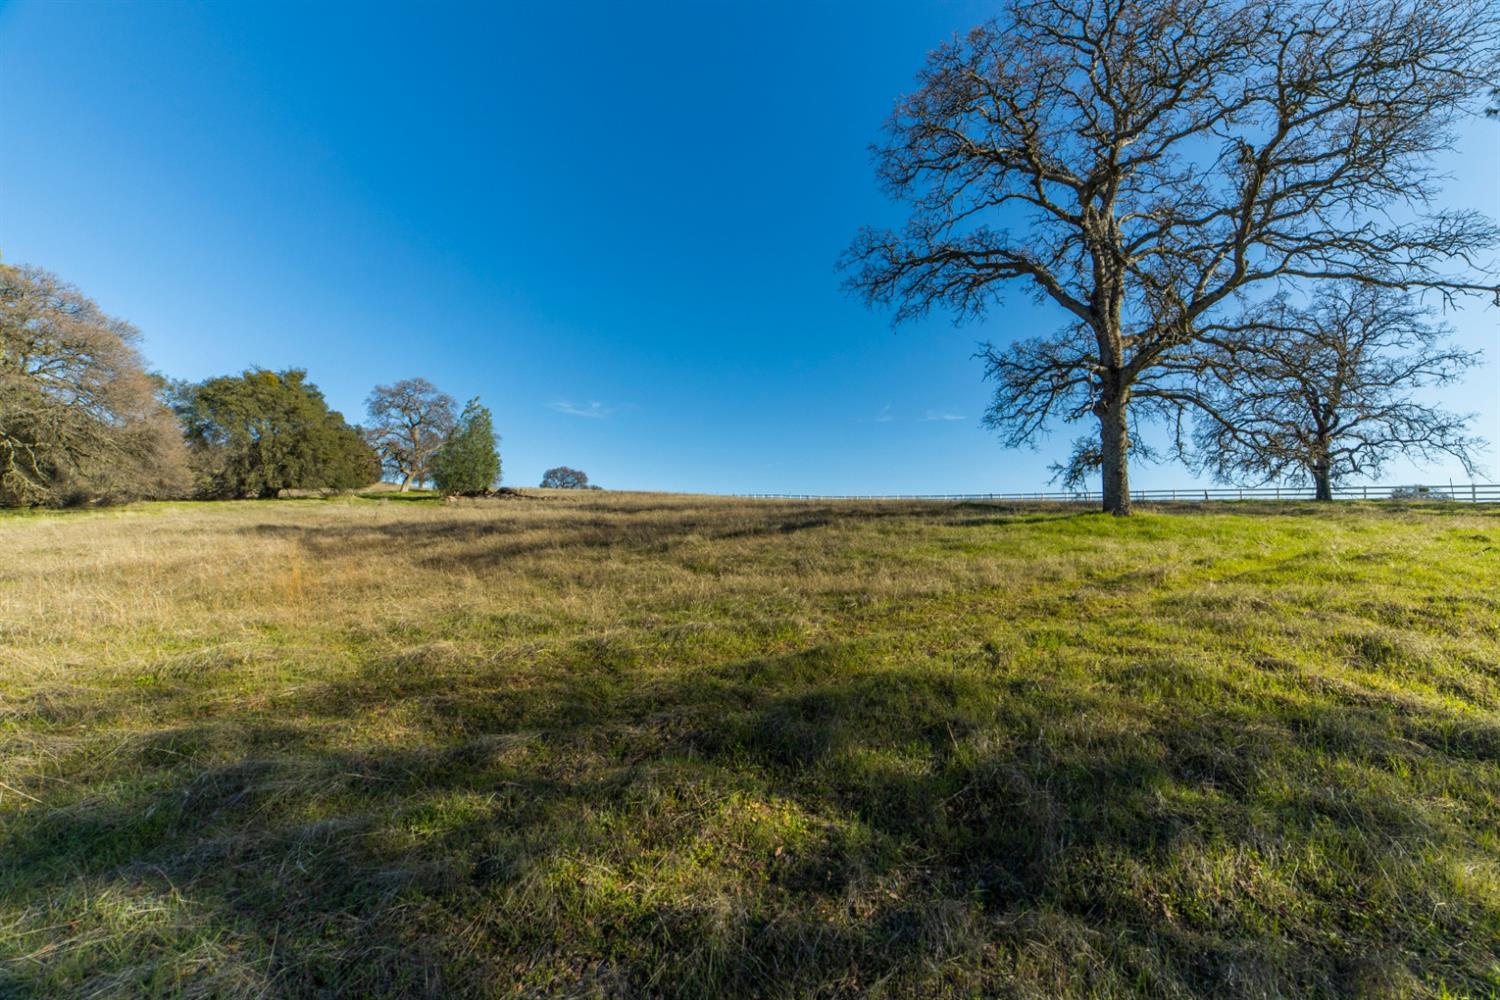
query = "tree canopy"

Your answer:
(0, 263), (189, 506)
(430, 397), (501, 495)
(1189, 285), (1484, 499)
(540, 466), (591, 489)
(365, 378), (456, 490)
(172, 368), (379, 498)
(844, 0), (1499, 513)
